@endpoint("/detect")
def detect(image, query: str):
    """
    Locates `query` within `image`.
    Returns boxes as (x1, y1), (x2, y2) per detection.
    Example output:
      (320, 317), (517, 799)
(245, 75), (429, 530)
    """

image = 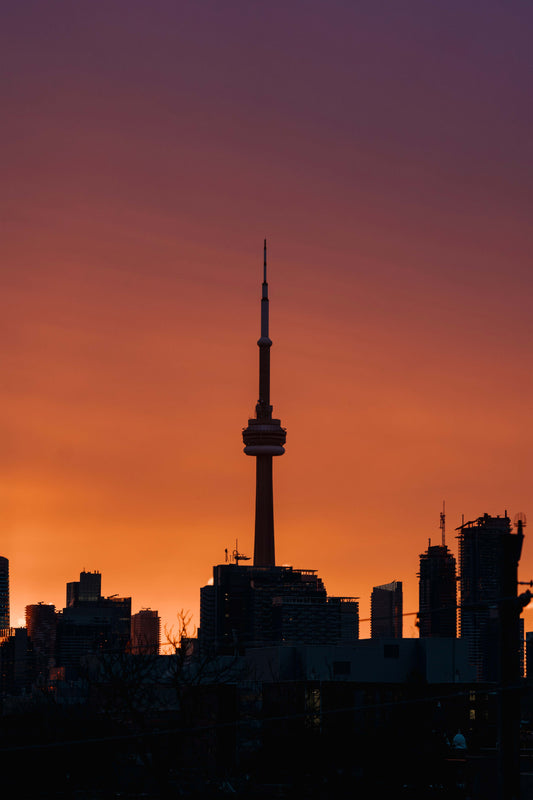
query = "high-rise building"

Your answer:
(201, 563), (358, 653)
(458, 513), (524, 681)
(131, 609), (160, 655)
(519, 617), (525, 678)
(57, 570), (131, 670)
(371, 581), (403, 639)
(526, 631), (533, 679)
(418, 508), (457, 638)
(26, 602), (57, 665)
(0, 627), (31, 695)
(66, 570), (101, 606)
(0, 556), (9, 631)
(199, 245), (359, 653)
(0, 557), (9, 632)
(418, 545), (457, 638)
